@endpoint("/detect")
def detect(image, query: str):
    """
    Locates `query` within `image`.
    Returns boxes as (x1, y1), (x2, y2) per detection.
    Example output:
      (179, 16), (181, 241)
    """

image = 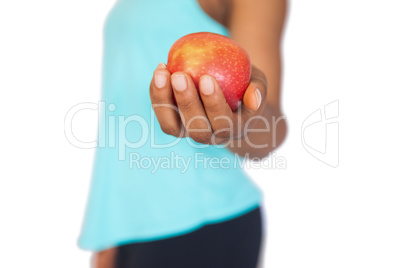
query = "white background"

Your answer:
(0, 0), (401, 267)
